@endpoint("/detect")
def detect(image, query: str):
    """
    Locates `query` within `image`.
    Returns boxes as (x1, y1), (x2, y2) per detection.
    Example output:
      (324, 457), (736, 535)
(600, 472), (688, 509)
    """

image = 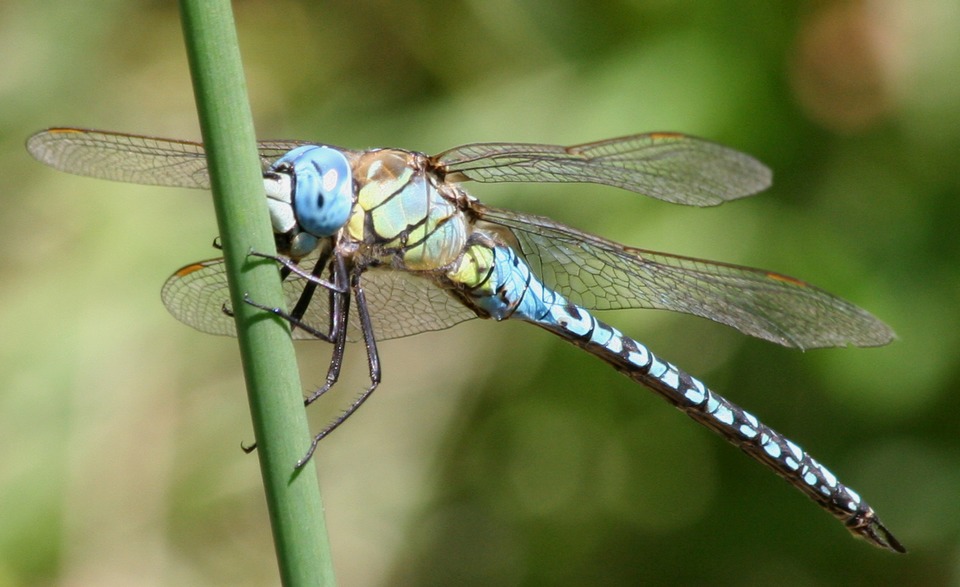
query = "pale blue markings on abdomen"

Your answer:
(472, 244), (885, 545)
(472, 246), (568, 322)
